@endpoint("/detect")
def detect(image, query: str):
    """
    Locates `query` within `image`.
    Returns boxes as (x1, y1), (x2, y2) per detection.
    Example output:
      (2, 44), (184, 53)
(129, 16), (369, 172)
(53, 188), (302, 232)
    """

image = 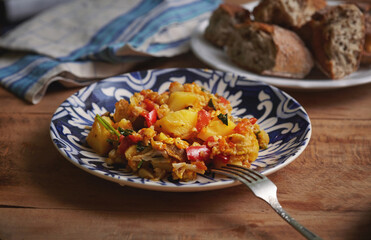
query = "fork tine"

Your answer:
(211, 168), (255, 186)
(222, 165), (260, 181)
(225, 164), (265, 180)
